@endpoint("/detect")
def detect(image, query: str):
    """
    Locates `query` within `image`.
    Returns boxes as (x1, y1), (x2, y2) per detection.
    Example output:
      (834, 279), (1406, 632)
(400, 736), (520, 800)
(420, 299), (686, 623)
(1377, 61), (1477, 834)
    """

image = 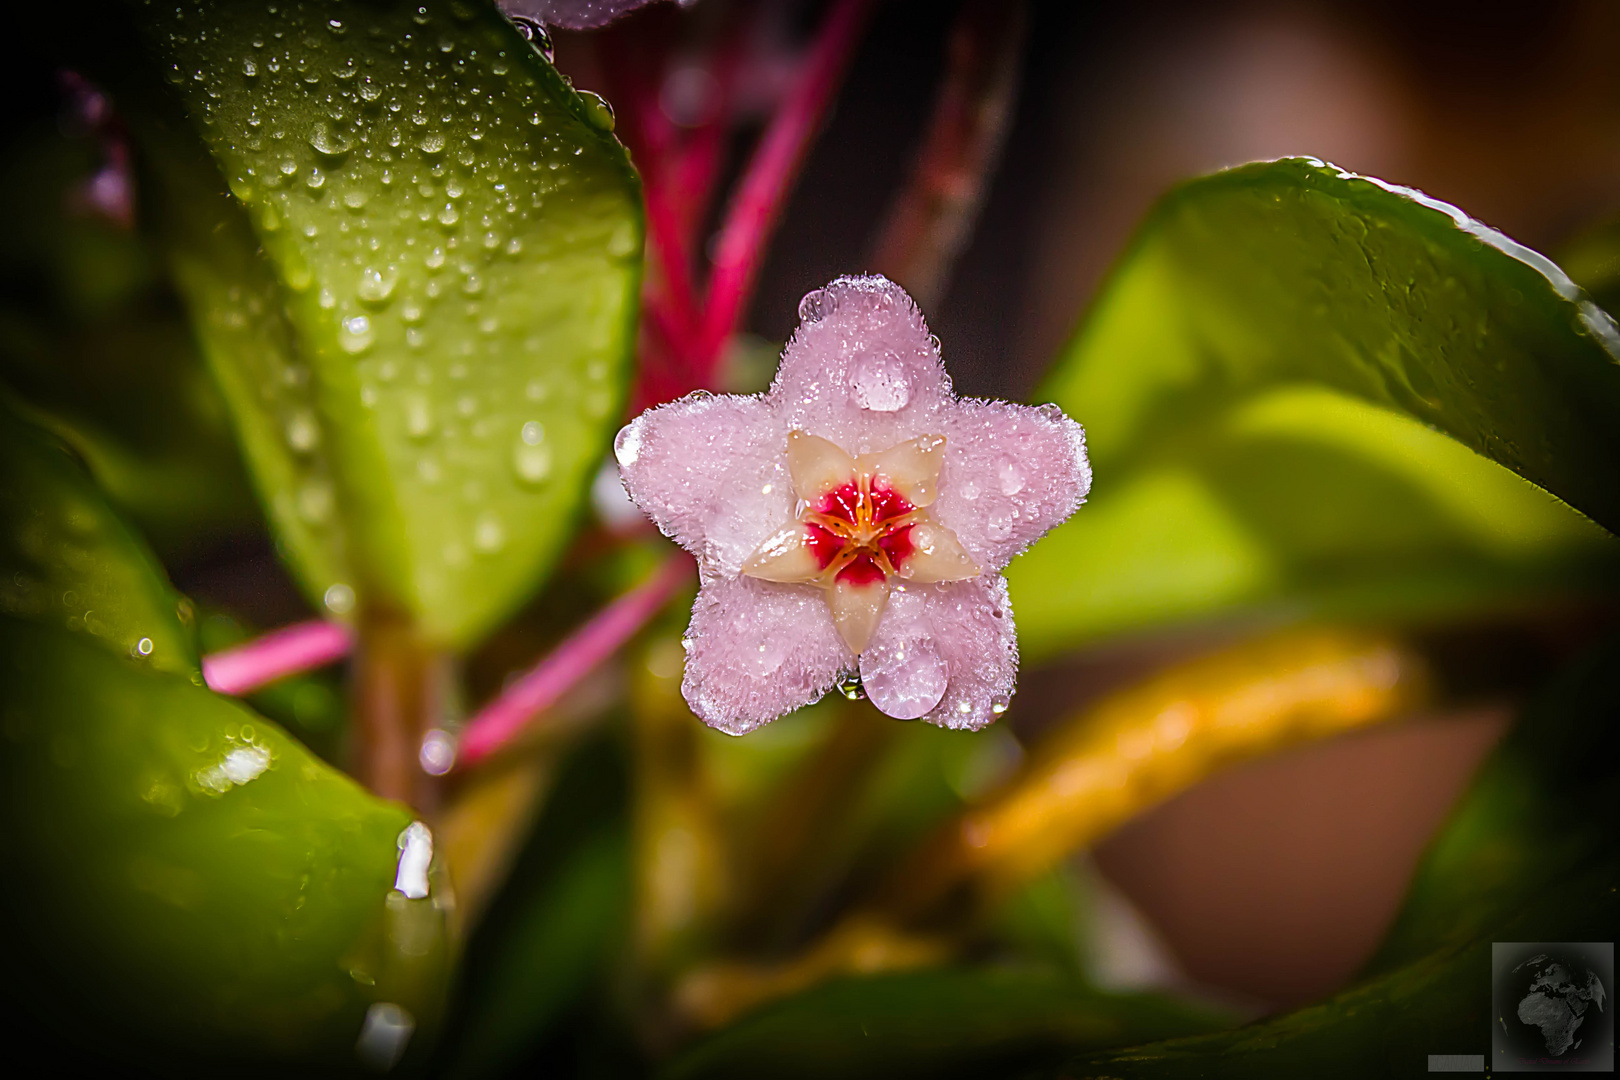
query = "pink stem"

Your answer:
(202, 619), (353, 696)
(456, 554), (695, 768)
(696, 0), (874, 375)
